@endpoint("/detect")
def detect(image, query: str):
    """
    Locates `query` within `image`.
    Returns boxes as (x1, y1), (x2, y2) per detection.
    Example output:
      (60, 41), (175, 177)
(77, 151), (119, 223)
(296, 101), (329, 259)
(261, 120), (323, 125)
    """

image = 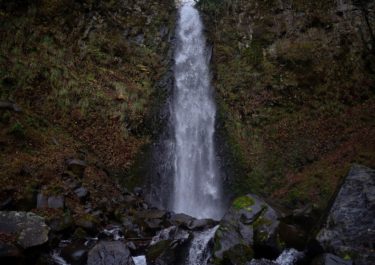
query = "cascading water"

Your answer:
(172, 0), (223, 220)
(186, 226), (219, 265)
